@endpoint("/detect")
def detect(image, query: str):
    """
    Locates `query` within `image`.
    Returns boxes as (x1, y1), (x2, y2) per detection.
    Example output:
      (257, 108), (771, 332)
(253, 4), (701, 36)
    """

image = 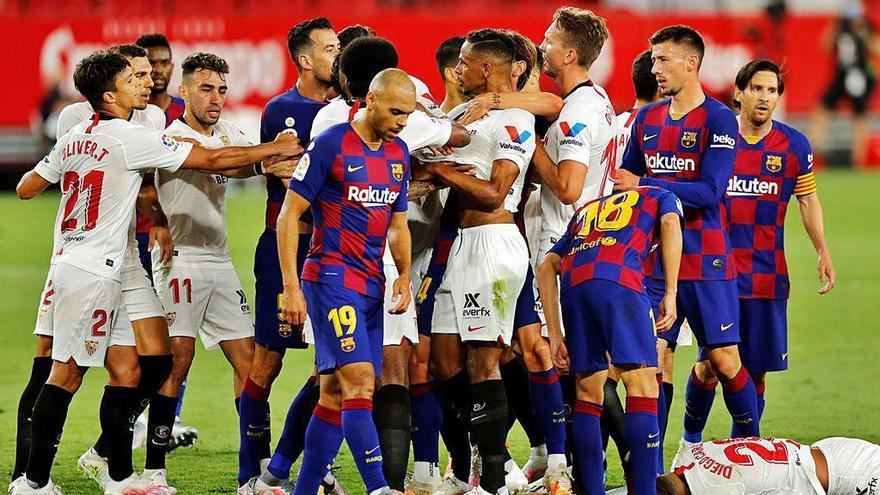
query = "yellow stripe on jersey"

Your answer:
(794, 172), (817, 196)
